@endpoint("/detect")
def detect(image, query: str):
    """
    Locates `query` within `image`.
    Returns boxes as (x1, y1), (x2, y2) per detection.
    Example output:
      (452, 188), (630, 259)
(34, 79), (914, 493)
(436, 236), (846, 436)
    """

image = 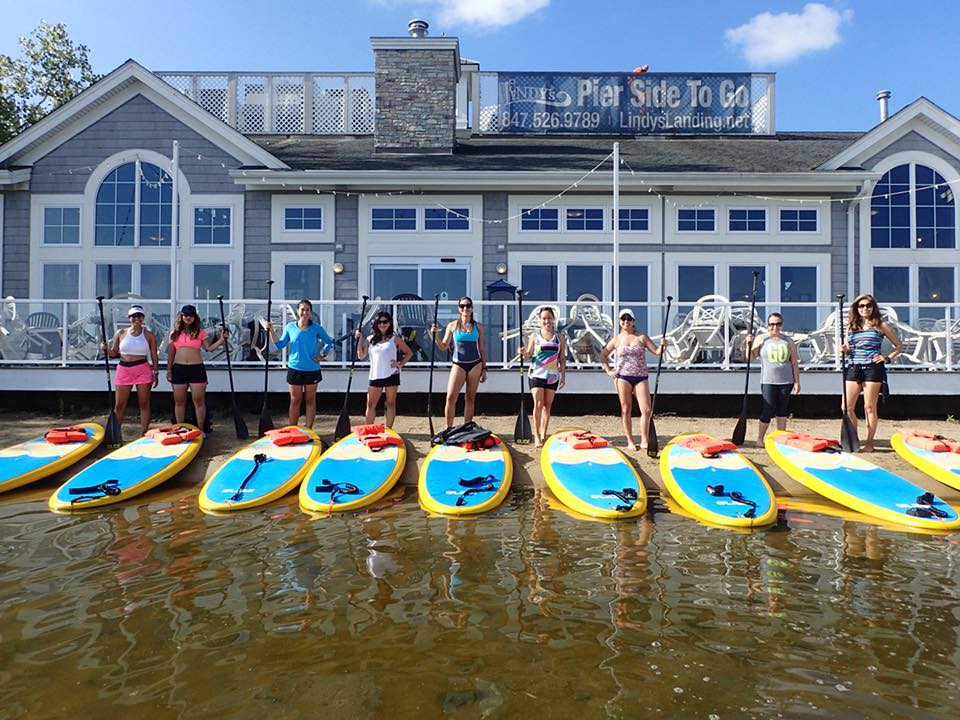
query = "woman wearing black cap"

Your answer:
(167, 304), (228, 433)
